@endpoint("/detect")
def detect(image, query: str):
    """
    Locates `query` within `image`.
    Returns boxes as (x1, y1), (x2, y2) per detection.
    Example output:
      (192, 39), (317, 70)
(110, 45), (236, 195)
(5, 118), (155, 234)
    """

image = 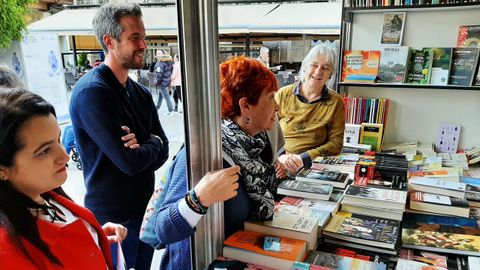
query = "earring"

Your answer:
(245, 116), (251, 125)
